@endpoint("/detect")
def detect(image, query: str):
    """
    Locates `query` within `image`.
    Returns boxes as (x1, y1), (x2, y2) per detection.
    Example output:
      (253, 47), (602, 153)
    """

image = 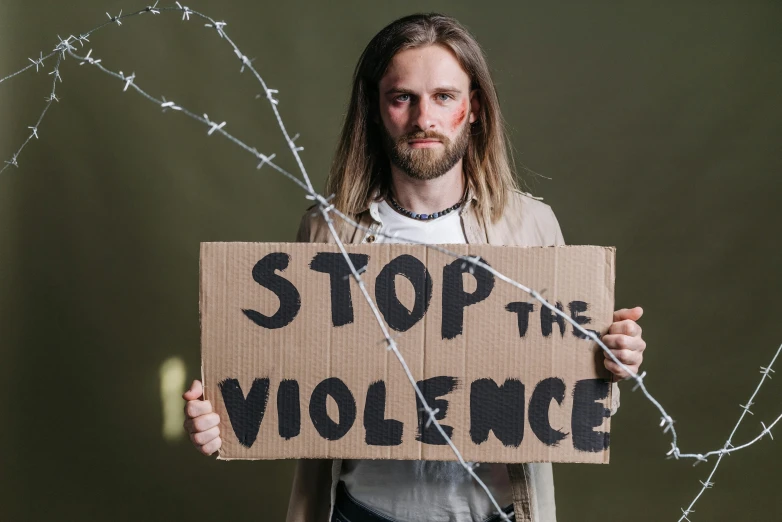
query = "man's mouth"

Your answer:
(407, 139), (442, 147)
